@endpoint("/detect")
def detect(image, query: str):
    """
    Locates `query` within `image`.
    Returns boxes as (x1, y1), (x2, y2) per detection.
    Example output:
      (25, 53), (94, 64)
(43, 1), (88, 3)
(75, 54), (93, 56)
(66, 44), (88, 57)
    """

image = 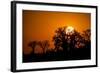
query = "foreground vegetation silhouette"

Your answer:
(23, 26), (91, 62)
